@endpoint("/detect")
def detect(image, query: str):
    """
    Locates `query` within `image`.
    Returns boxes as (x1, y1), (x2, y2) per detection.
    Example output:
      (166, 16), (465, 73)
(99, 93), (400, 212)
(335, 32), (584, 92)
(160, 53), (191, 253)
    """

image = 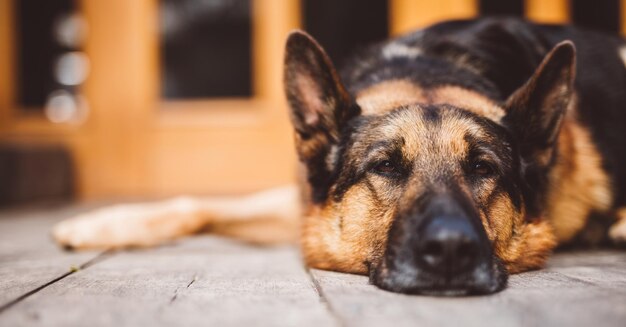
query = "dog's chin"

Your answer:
(369, 256), (508, 296)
